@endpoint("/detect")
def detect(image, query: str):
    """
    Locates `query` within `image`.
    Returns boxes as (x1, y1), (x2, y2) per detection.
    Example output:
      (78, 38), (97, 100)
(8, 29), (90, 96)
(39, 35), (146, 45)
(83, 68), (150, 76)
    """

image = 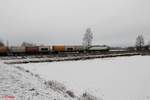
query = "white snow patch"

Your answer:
(16, 56), (150, 100)
(0, 62), (79, 100)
